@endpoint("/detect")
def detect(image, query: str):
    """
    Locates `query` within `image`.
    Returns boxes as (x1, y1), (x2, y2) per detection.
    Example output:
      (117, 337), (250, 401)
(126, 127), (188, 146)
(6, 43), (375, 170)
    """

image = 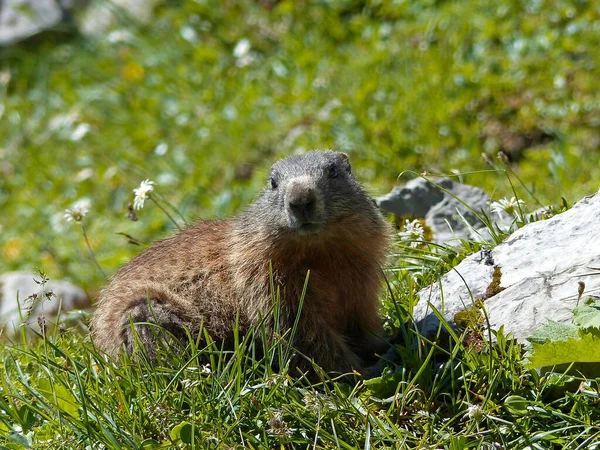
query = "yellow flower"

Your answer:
(2, 238), (24, 261)
(122, 63), (145, 82)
